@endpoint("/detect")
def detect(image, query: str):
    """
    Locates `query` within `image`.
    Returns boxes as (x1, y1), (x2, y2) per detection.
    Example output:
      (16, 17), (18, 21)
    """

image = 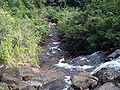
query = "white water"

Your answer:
(55, 55), (120, 75)
(49, 45), (62, 54)
(53, 41), (61, 45)
(63, 76), (72, 90)
(91, 57), (120, 74)
(81, 57), (87, 61)
(55, 58), (93, 71)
